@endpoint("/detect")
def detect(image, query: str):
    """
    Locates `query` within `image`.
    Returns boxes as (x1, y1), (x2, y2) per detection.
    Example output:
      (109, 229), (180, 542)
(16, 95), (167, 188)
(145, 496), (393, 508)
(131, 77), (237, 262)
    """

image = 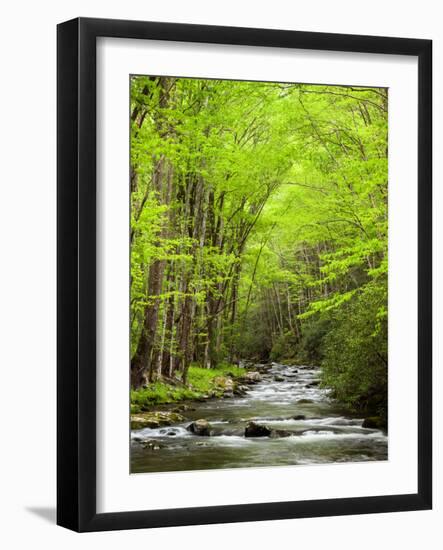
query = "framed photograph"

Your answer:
(57, 17), (432, 532)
